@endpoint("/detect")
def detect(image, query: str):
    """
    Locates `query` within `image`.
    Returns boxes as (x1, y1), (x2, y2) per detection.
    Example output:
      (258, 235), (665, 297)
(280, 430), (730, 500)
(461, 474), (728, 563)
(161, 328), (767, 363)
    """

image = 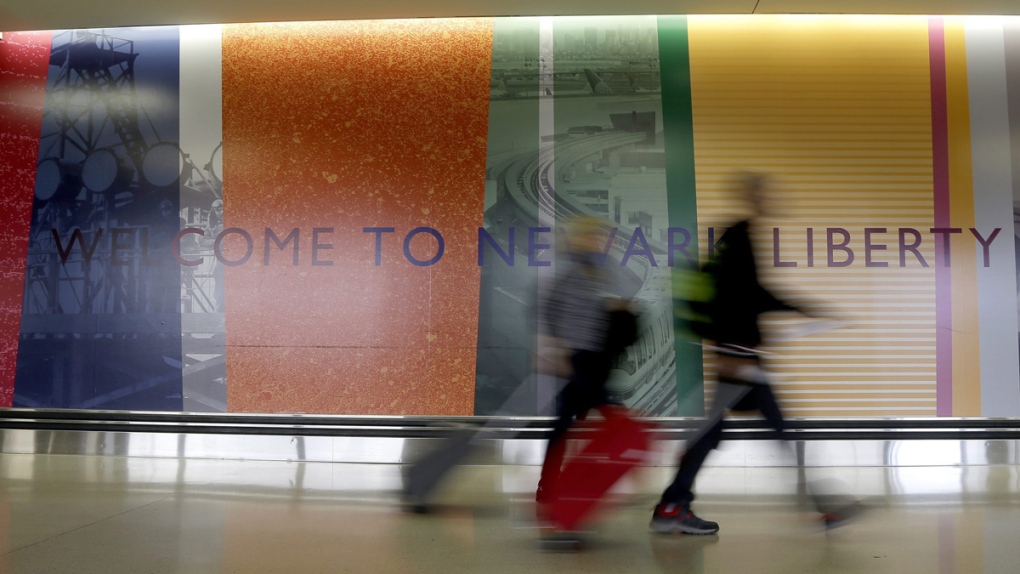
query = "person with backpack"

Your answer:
(651, 172), (859, 535)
